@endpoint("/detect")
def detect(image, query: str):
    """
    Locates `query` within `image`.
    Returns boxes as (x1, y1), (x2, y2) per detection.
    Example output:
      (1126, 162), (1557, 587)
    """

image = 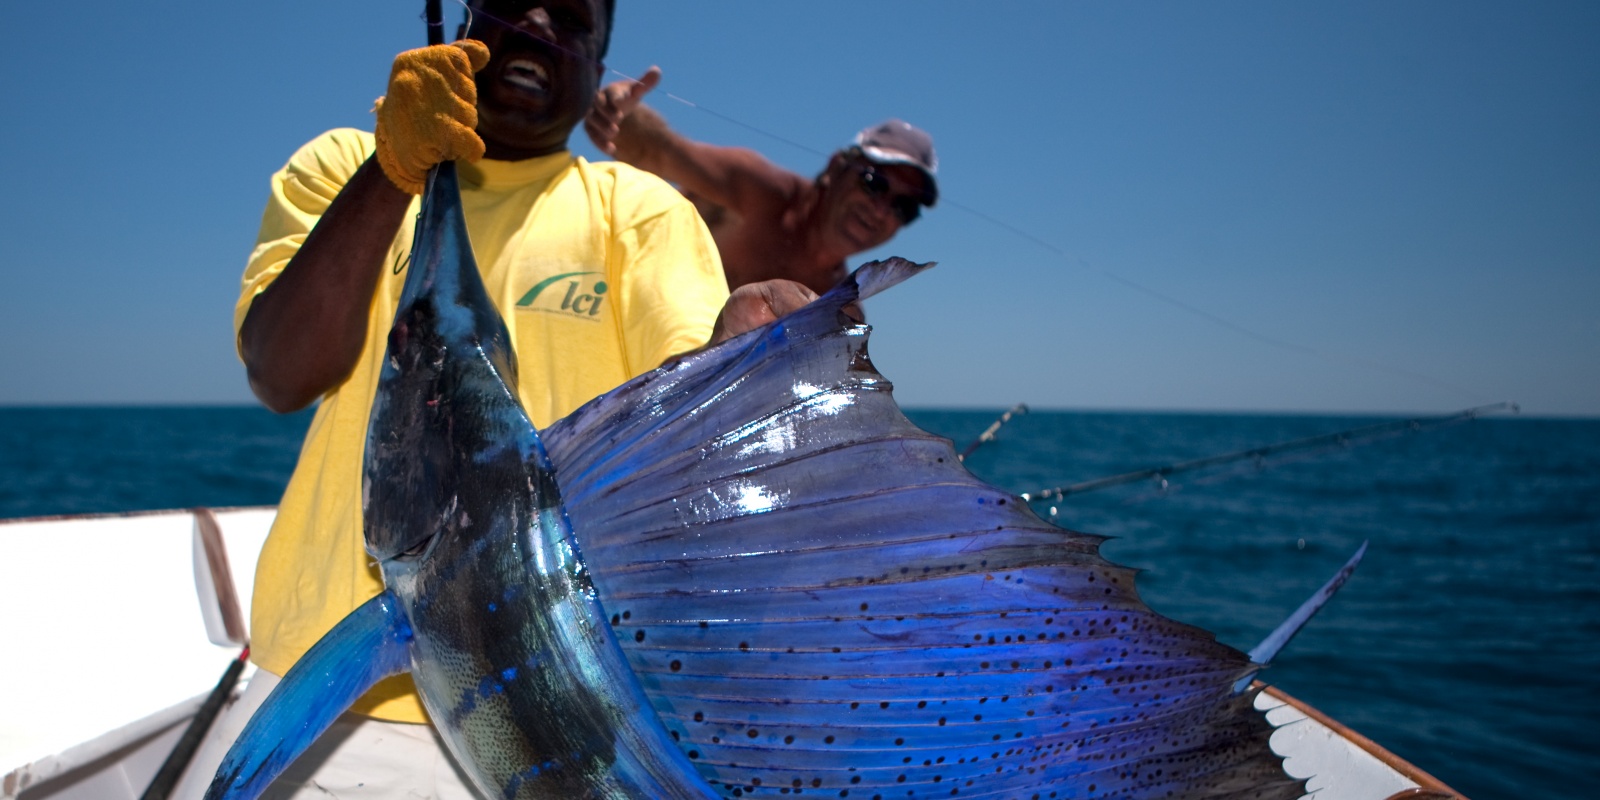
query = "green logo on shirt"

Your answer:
(517, 271), (607, 318)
